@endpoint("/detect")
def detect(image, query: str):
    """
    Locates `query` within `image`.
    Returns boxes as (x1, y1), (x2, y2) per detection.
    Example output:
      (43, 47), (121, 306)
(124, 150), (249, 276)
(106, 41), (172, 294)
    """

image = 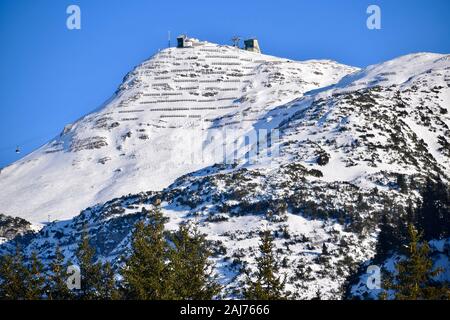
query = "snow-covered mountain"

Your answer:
(0, 38), (449, 299)
(0, 38), (357, 225)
